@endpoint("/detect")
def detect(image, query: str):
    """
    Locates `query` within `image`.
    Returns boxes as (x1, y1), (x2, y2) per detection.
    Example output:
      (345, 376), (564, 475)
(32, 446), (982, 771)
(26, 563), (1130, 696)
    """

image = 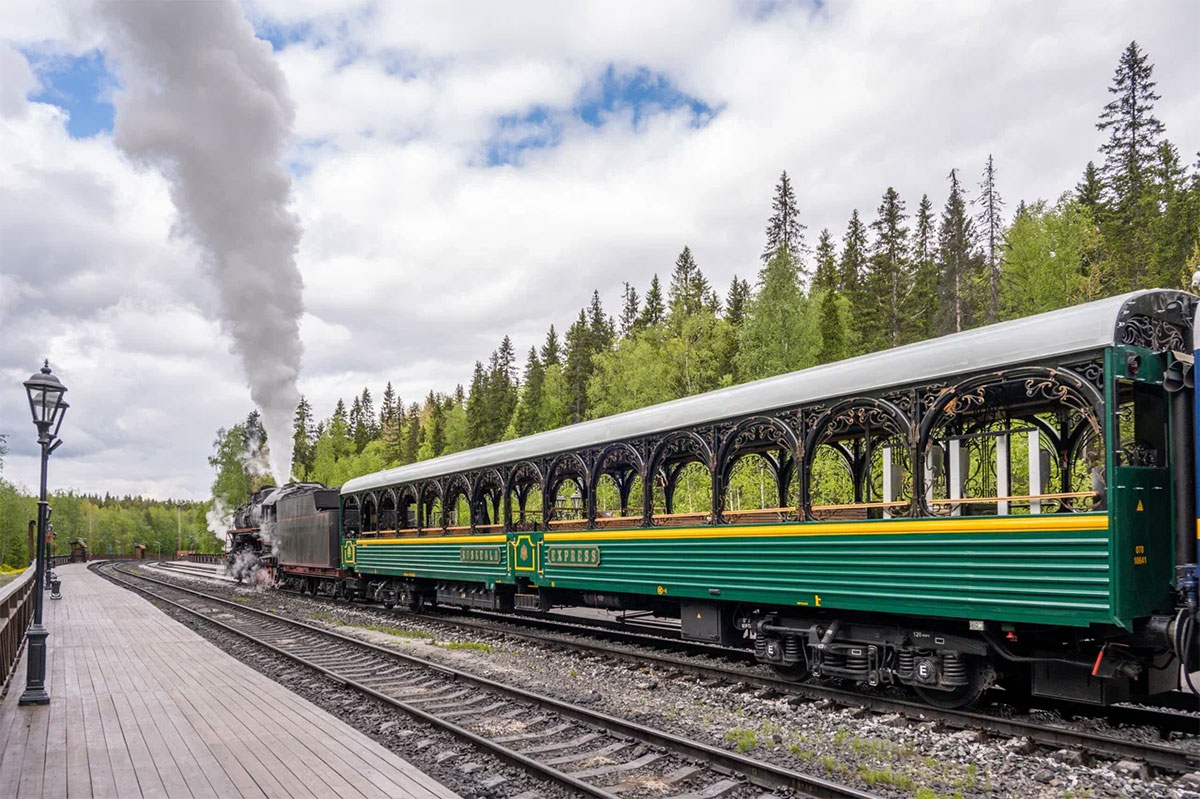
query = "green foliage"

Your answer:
(1000, 195), (1101, 316)
(227, 40), (1198, 509)
(737, 249), (815, 380)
